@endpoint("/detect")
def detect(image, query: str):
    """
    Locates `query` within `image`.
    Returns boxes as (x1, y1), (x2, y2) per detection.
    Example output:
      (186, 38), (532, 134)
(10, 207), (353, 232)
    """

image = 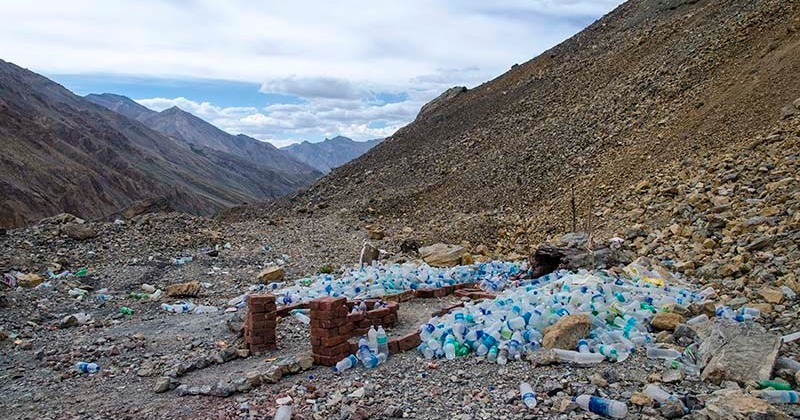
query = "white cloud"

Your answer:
(1, 0), (624, 144)
(0, 1), (623, 85)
